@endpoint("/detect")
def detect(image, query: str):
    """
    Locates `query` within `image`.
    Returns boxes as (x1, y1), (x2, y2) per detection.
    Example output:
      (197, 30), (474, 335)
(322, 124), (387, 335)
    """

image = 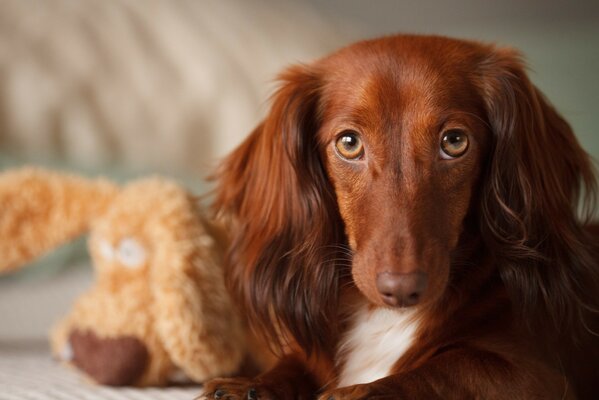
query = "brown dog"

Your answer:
(204, 34), (599, 399)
